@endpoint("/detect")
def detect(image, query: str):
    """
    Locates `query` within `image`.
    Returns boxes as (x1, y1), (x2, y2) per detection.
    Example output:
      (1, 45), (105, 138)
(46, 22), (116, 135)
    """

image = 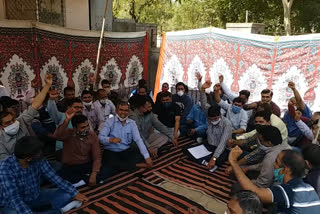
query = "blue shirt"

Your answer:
(0, 156), (77, 214)
(283, 105), (312, 137)
(270, 178), (320, 214)
(218, 100), (248, 131)
(186, 104), (208, 133)
(98, 117), (150, 159)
